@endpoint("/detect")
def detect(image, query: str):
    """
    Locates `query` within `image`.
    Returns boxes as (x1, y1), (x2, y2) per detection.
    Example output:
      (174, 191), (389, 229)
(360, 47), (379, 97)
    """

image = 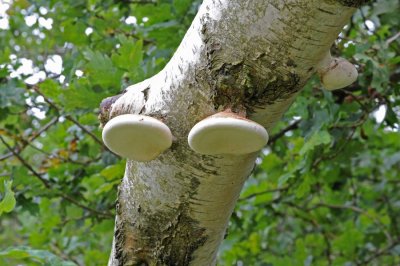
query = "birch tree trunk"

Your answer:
(100, 0), (367, 265)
